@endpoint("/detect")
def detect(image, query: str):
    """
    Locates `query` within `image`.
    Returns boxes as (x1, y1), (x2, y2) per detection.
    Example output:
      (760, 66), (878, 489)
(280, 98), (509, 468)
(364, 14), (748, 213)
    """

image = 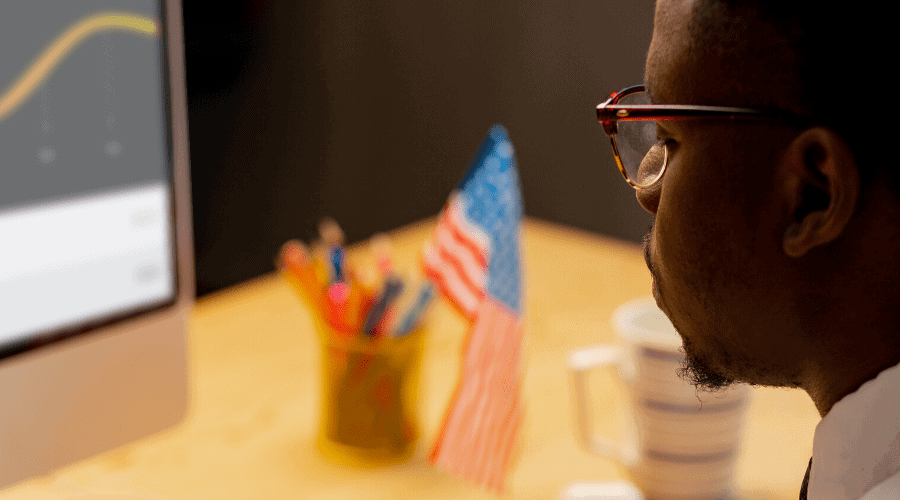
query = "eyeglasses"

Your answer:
(596, 85), (811, 189)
